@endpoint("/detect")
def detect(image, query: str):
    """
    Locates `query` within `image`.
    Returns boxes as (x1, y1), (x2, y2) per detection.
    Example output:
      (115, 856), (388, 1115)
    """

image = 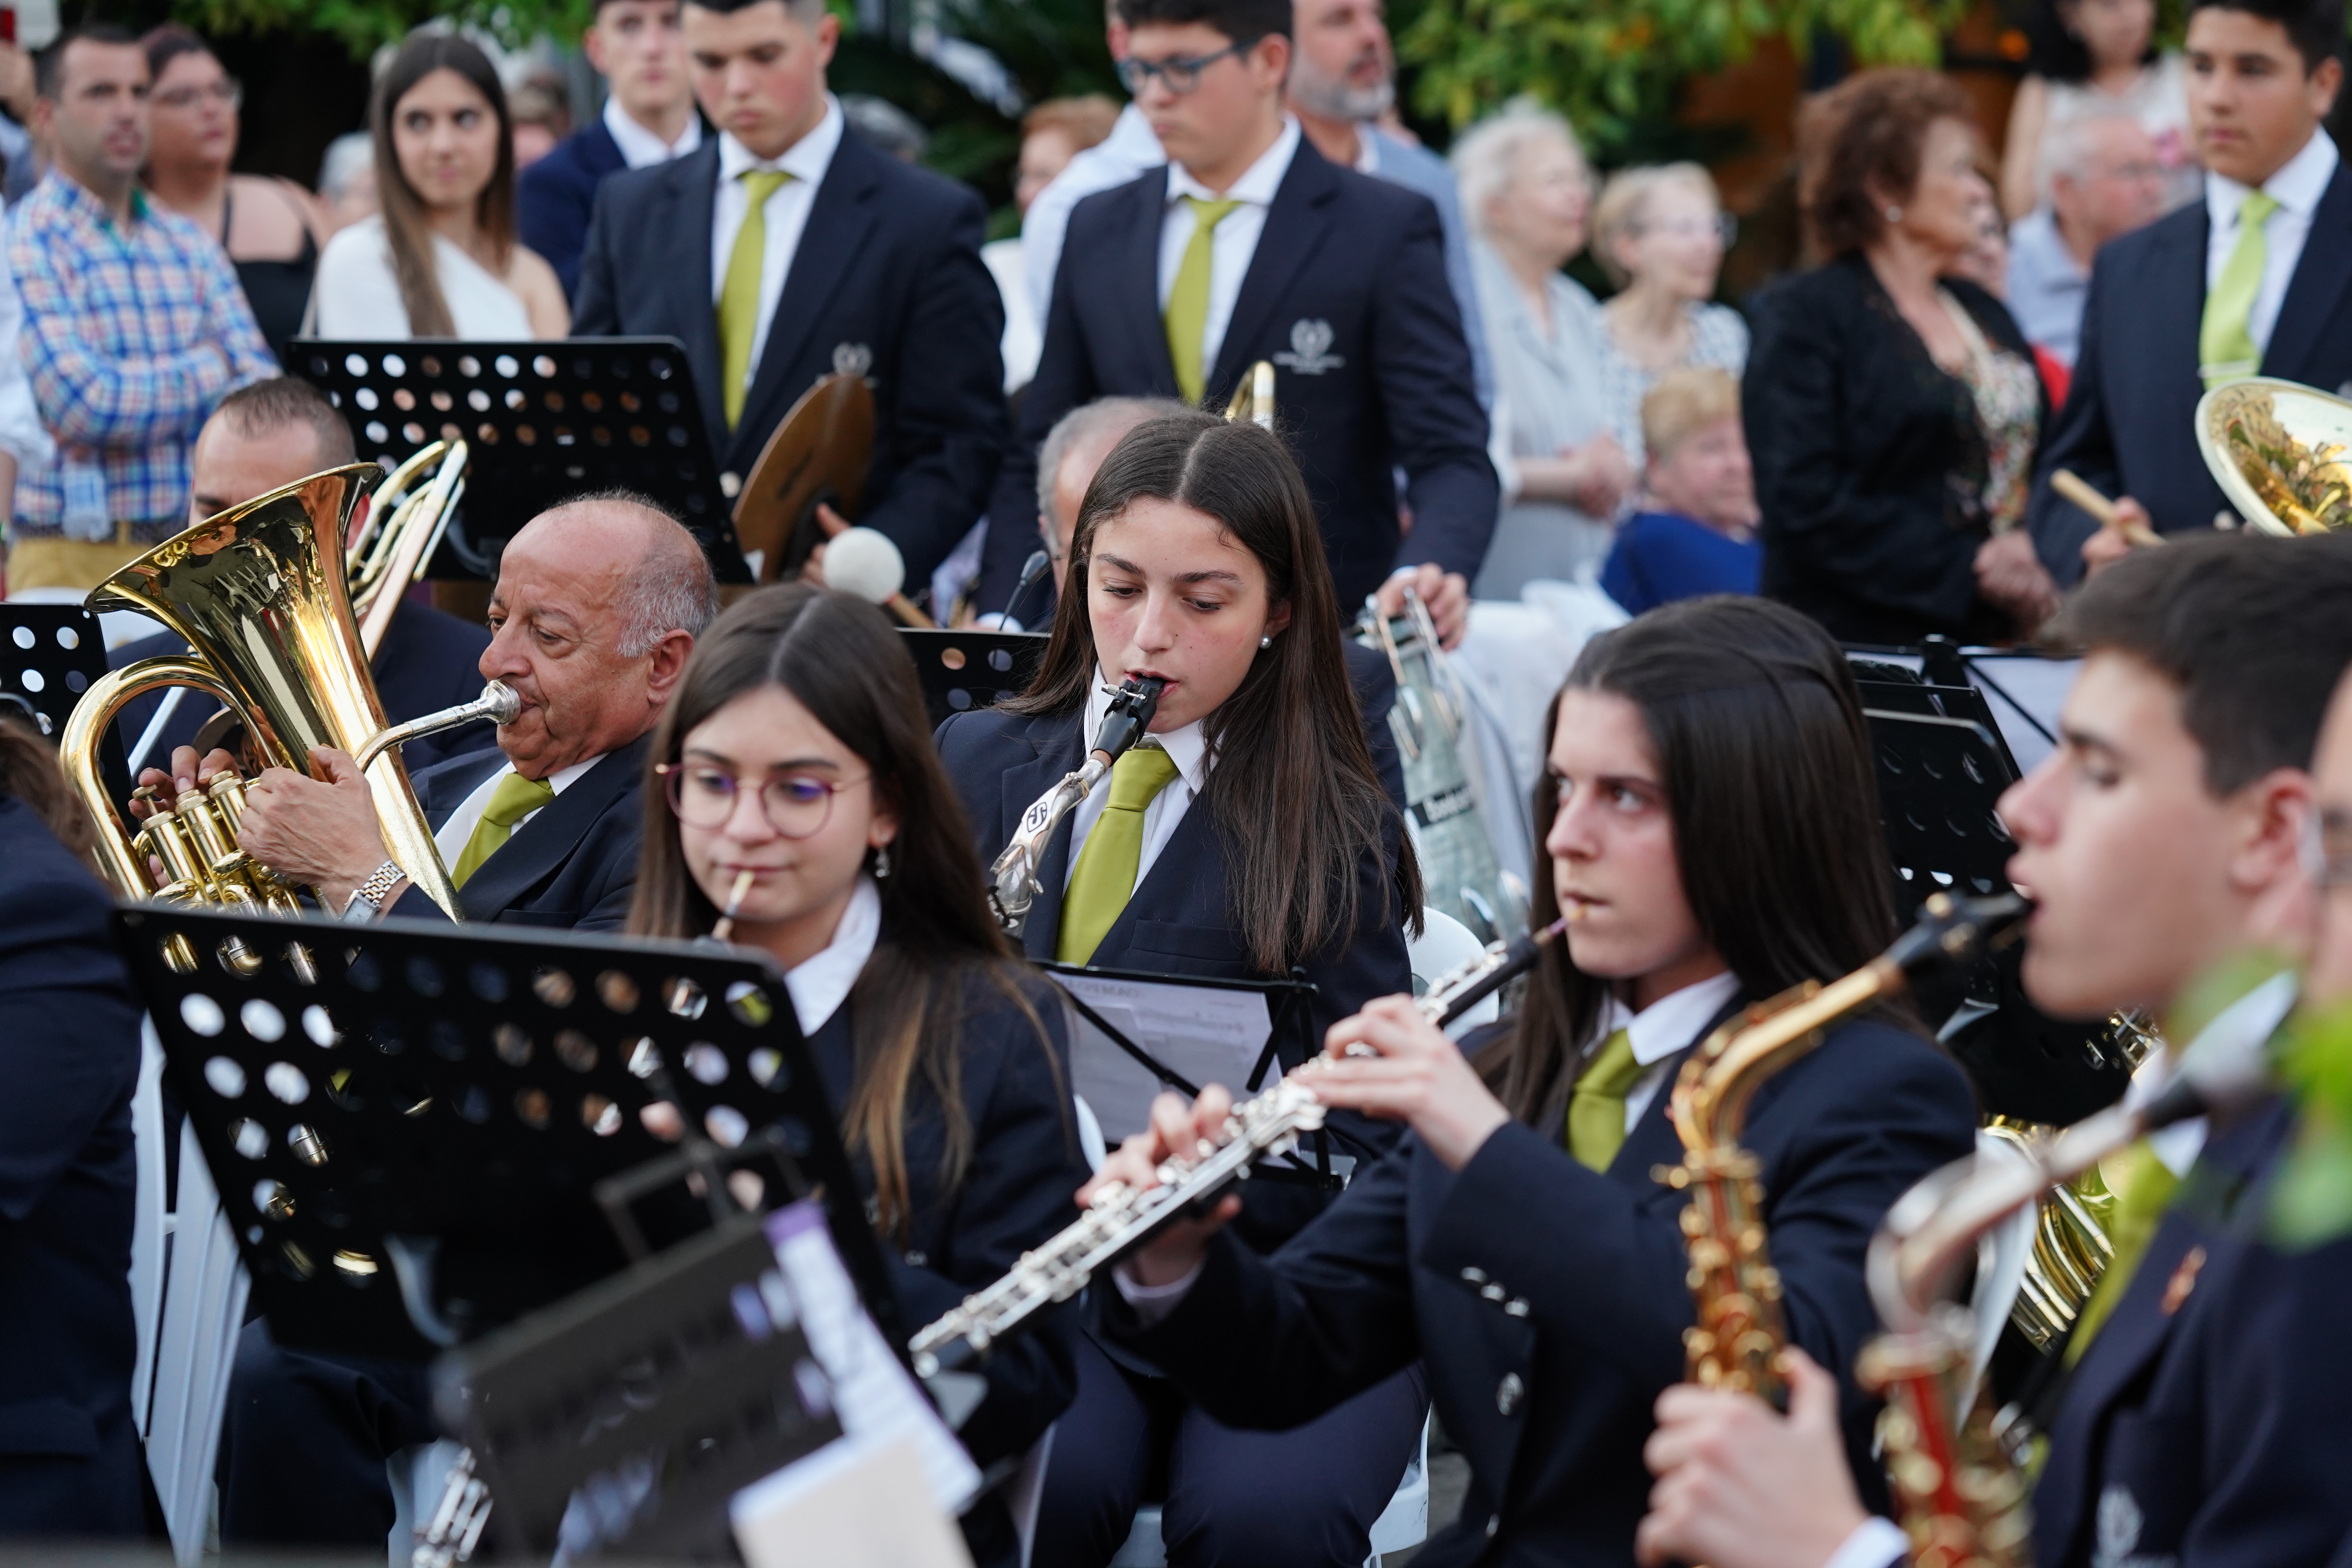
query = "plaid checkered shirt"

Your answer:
(8, 171), (275, 541)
